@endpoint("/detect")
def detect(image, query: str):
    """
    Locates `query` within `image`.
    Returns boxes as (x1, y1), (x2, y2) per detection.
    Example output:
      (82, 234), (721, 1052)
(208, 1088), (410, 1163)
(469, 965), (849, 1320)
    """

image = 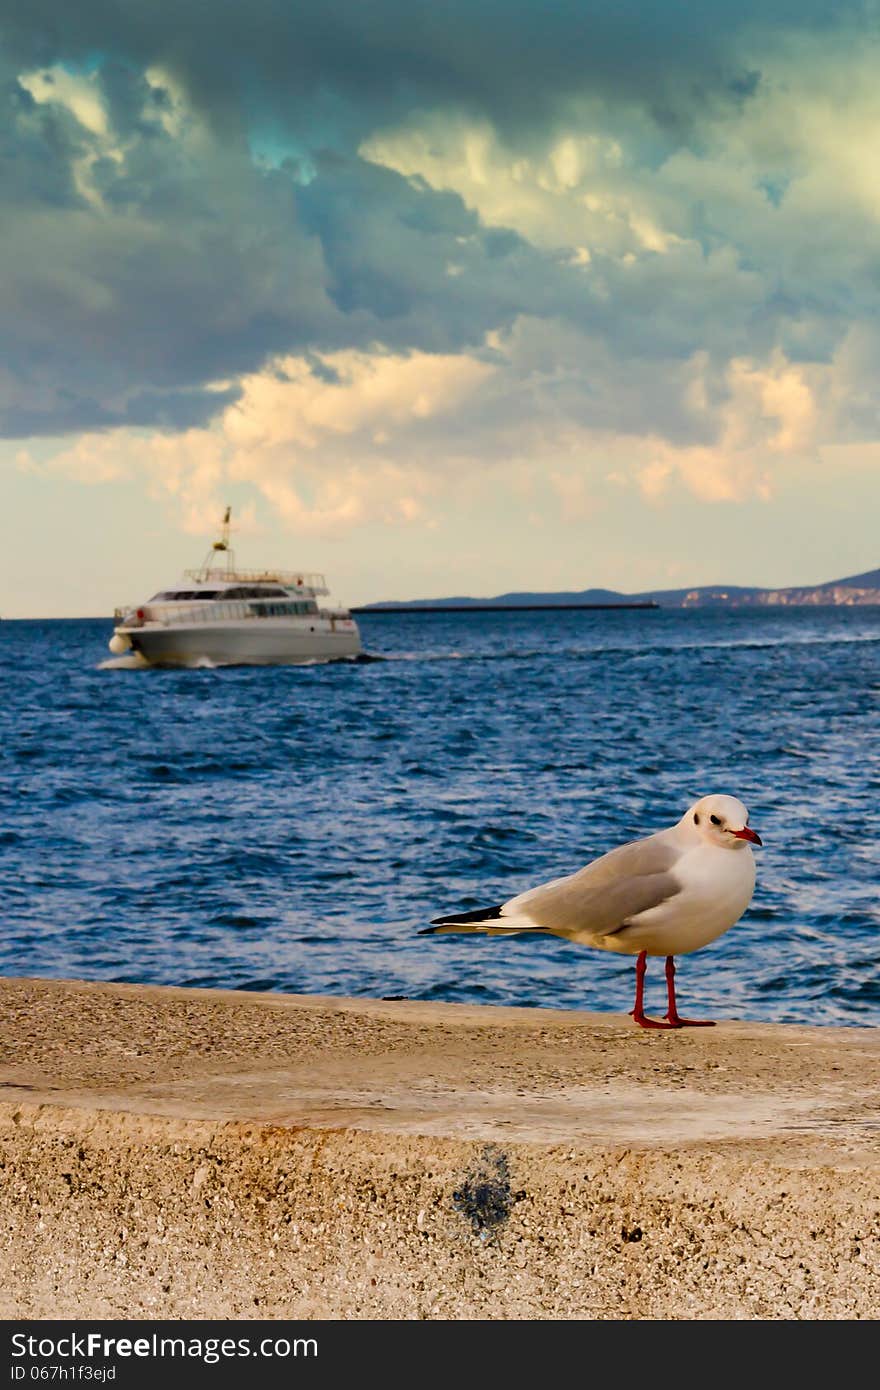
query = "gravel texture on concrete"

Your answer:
(0, 977), (877, 1319)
